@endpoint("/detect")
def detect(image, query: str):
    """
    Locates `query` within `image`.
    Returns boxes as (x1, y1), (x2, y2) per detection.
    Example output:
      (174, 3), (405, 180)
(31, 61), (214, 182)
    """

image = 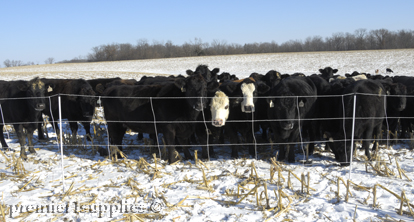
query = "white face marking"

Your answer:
(210, 91), (230, 127)
(240, 83), (255, 113)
